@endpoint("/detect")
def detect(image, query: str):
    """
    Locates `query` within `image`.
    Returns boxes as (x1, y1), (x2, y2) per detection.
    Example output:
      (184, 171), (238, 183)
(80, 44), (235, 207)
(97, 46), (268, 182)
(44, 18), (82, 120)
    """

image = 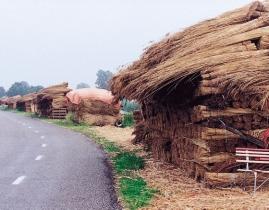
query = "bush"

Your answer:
(66, 112), (76, 123)
(122, 99), (140, 112)
(122, 113), (134, 127)
(114, 152), (144, 173)
(0, 105), (8, 111)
